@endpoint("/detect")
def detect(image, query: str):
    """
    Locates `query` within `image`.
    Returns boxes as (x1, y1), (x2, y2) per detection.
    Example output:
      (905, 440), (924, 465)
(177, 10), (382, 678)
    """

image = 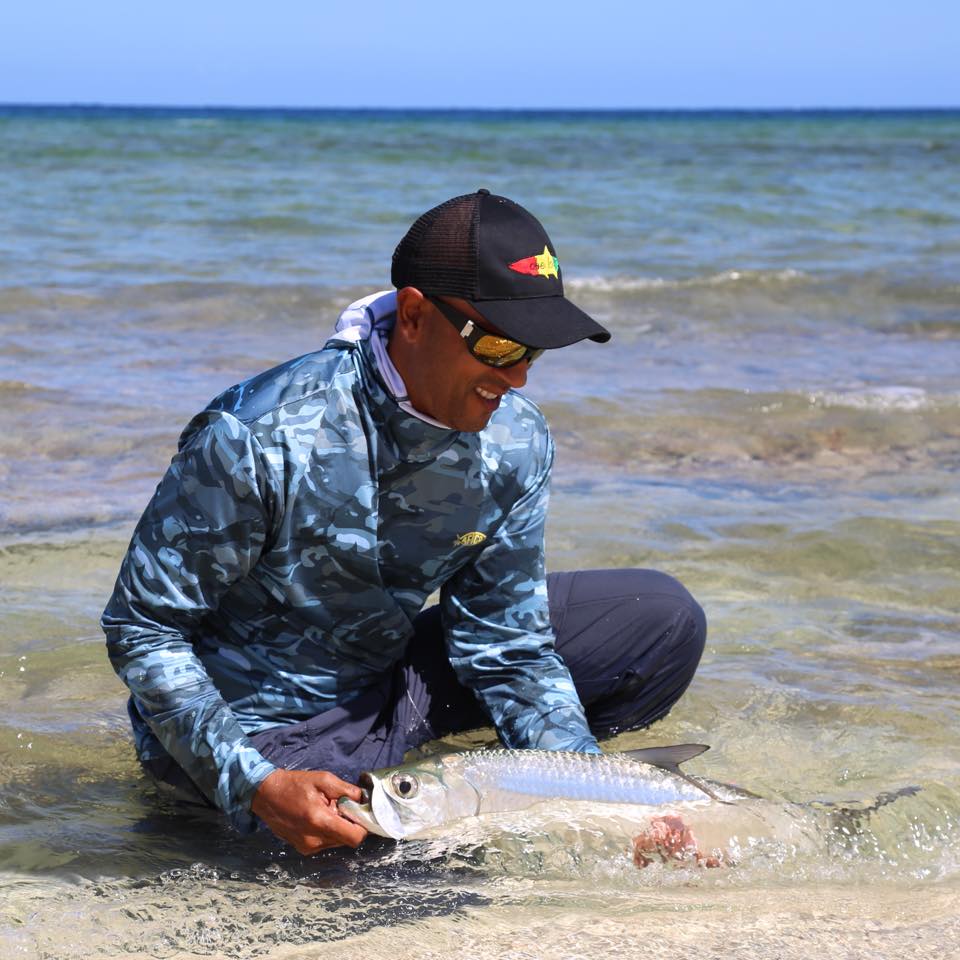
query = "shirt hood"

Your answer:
(330, 290), (453, 431)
